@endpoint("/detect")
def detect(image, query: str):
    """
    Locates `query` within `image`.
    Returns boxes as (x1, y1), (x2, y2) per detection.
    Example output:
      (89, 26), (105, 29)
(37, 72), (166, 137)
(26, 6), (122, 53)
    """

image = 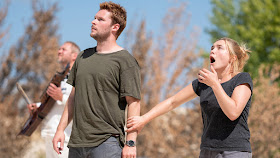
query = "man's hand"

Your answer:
(27, 103), (38, 114)
(52, 130), (65, 155)
(47, 83), (63, 101)
(122, 145), (136, 158)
